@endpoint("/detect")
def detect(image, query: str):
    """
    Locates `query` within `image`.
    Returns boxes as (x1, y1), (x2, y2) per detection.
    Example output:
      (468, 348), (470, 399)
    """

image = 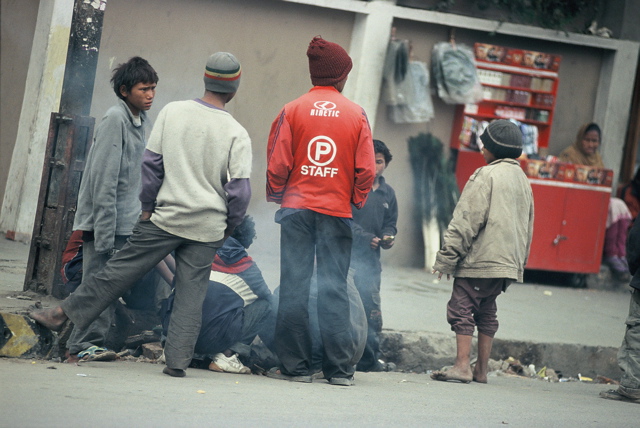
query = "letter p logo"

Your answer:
(307, 136), (337, 167)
